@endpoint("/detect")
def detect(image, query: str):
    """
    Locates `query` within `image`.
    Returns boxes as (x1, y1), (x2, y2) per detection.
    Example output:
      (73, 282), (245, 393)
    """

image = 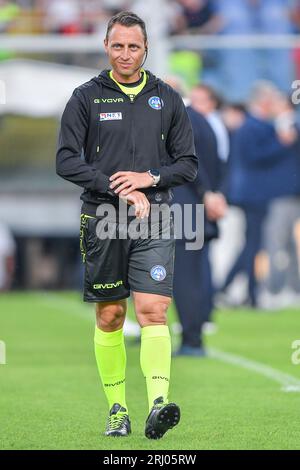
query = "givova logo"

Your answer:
(0, 340), (6, 364)
(94, 98), (124, 103)
(93, 280), (123, 290)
